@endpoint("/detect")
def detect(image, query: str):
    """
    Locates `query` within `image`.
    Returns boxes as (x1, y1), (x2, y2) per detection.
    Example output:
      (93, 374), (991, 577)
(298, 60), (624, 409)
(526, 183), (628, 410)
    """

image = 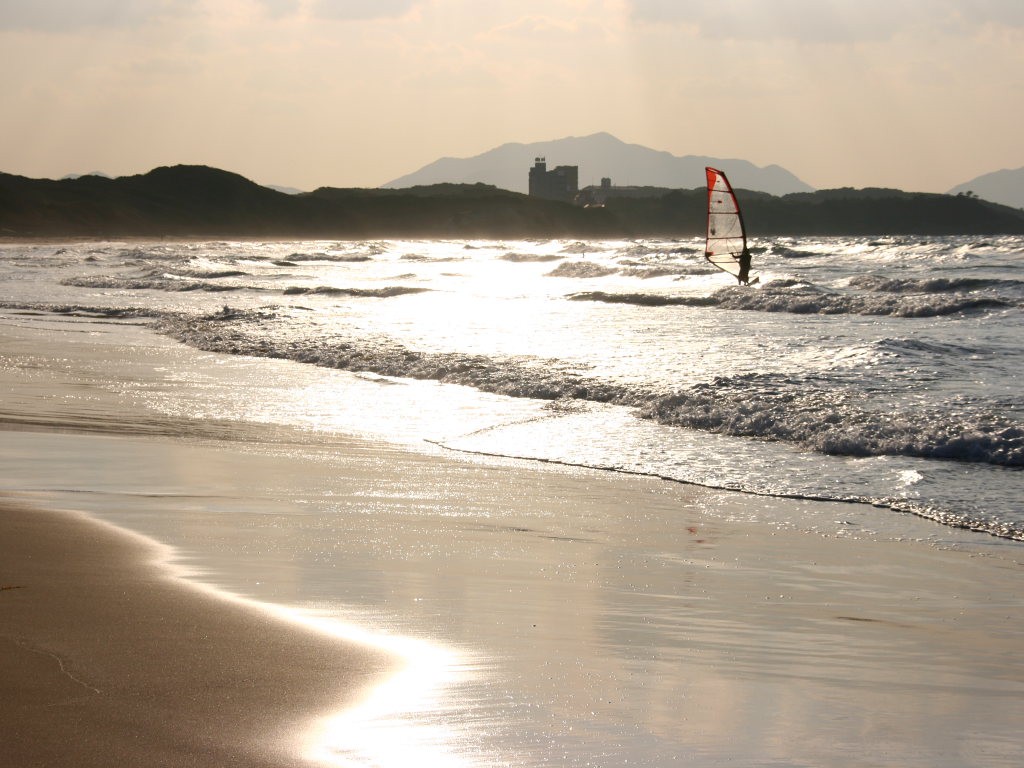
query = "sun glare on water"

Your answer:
(296, 612), (476, 768)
